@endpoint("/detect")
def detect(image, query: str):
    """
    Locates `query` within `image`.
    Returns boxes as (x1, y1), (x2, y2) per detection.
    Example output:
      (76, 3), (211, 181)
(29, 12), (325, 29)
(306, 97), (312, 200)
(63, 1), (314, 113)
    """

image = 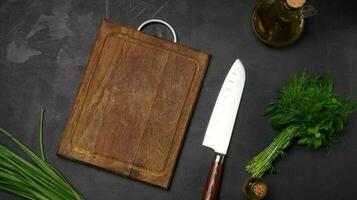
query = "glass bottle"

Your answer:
(252, 0), (317, 47)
